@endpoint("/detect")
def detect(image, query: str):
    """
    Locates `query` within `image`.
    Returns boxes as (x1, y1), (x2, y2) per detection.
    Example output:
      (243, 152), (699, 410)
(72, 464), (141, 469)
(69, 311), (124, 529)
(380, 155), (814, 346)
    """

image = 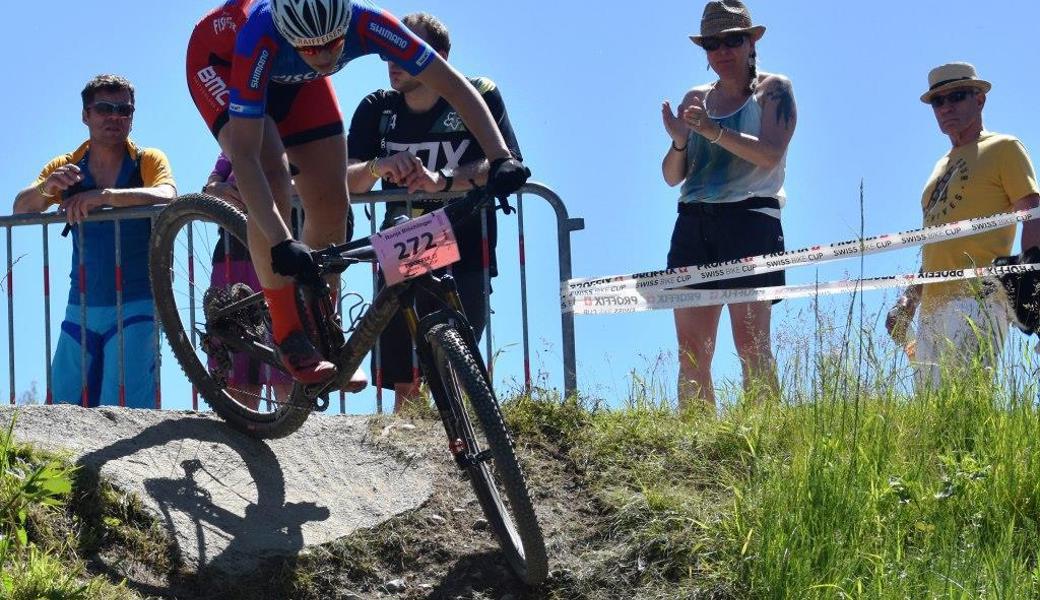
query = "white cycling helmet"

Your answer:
(271, 0), (352, 47)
